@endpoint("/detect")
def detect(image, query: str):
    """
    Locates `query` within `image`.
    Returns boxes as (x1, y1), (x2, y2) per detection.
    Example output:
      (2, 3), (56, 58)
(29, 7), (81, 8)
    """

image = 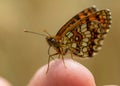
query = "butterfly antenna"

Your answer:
(43, 30), (51, 36)
(24, 29), (47, 37)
